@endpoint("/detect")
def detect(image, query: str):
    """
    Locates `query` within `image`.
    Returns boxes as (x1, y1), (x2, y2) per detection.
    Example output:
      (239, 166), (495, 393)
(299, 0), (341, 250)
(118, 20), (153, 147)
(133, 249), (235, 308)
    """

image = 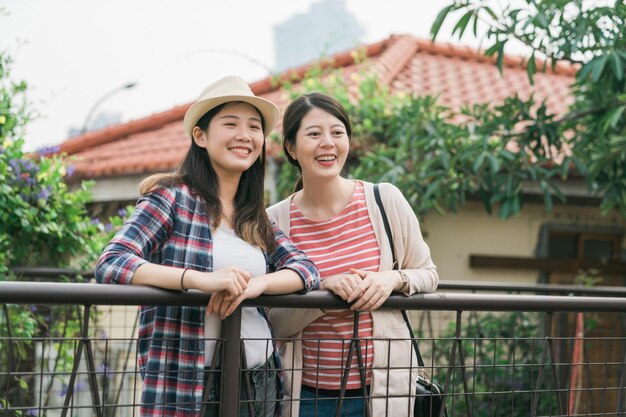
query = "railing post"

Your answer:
(60, 305), (103, 417)
(220, 307), (242, 417)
